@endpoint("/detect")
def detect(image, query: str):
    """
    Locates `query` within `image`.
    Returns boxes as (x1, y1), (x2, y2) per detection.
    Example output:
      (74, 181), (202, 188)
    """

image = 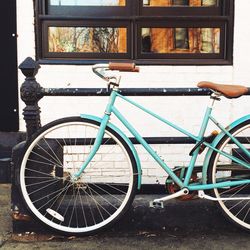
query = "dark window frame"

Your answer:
(137, 19), (226, 60)
(35, 0), (234, 65)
